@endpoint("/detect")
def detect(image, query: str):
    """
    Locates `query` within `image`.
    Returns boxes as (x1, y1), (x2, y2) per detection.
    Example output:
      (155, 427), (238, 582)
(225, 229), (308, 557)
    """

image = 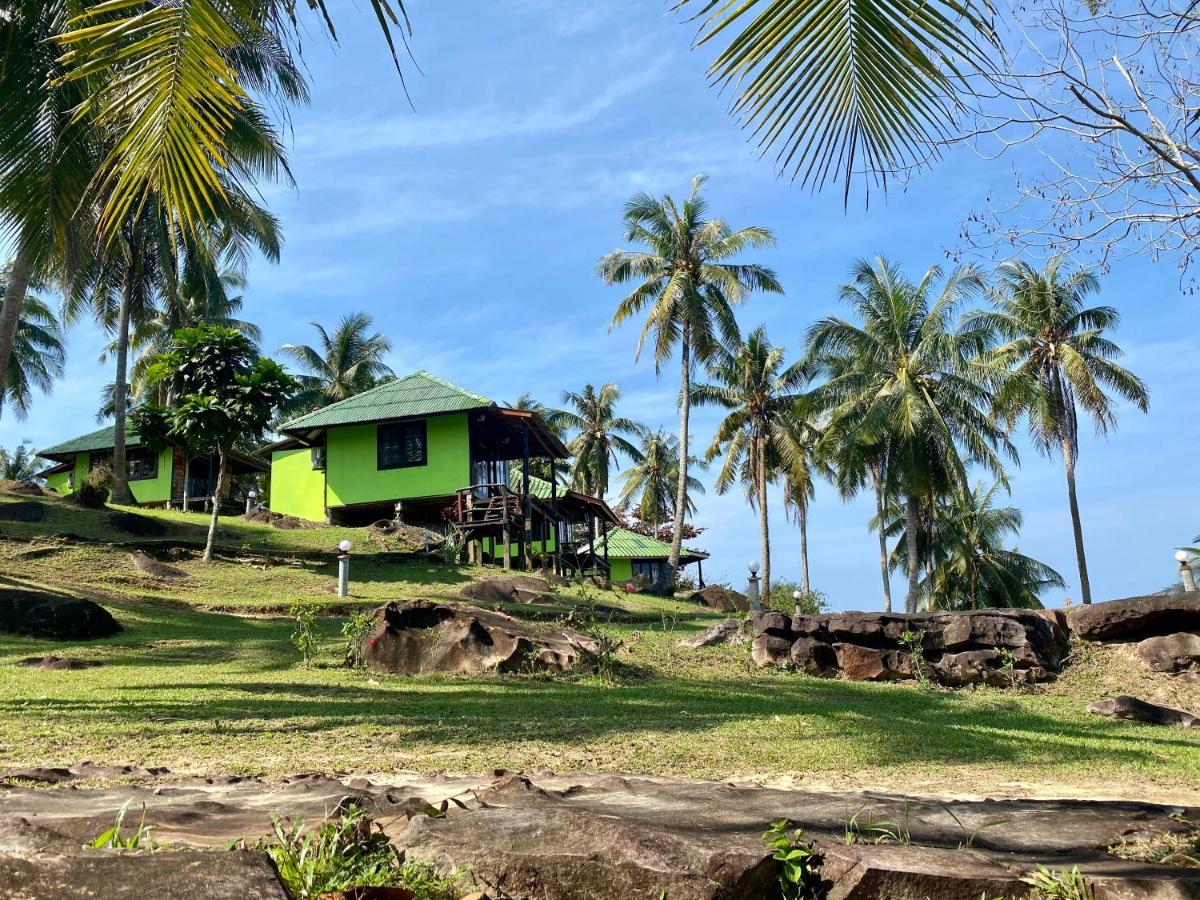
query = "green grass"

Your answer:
(2, 490), (1198, 796)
